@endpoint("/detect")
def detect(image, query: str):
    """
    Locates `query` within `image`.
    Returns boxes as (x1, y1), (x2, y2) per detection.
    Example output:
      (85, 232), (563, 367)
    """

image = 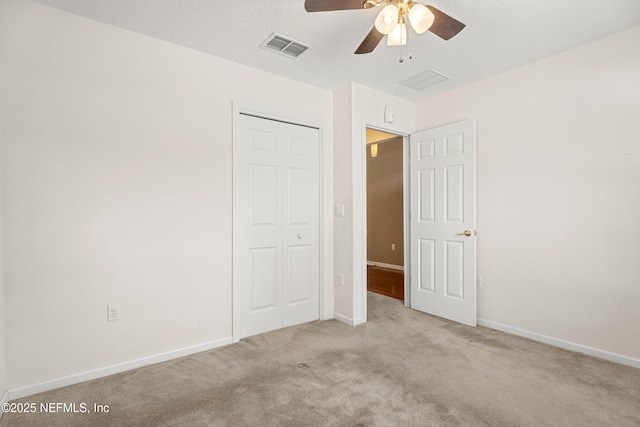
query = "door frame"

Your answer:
(361, 120), (477, 319)
(232, 101), (332, 343)
(361, 121), (412, 323)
